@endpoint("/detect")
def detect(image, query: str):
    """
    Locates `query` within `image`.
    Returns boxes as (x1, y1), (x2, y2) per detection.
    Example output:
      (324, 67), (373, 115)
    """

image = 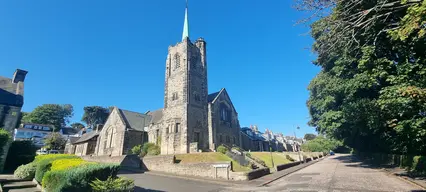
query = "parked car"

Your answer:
(48, 150), (59, 154)
(36, 149), (48, 155)
(330, 150), (335, 155)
